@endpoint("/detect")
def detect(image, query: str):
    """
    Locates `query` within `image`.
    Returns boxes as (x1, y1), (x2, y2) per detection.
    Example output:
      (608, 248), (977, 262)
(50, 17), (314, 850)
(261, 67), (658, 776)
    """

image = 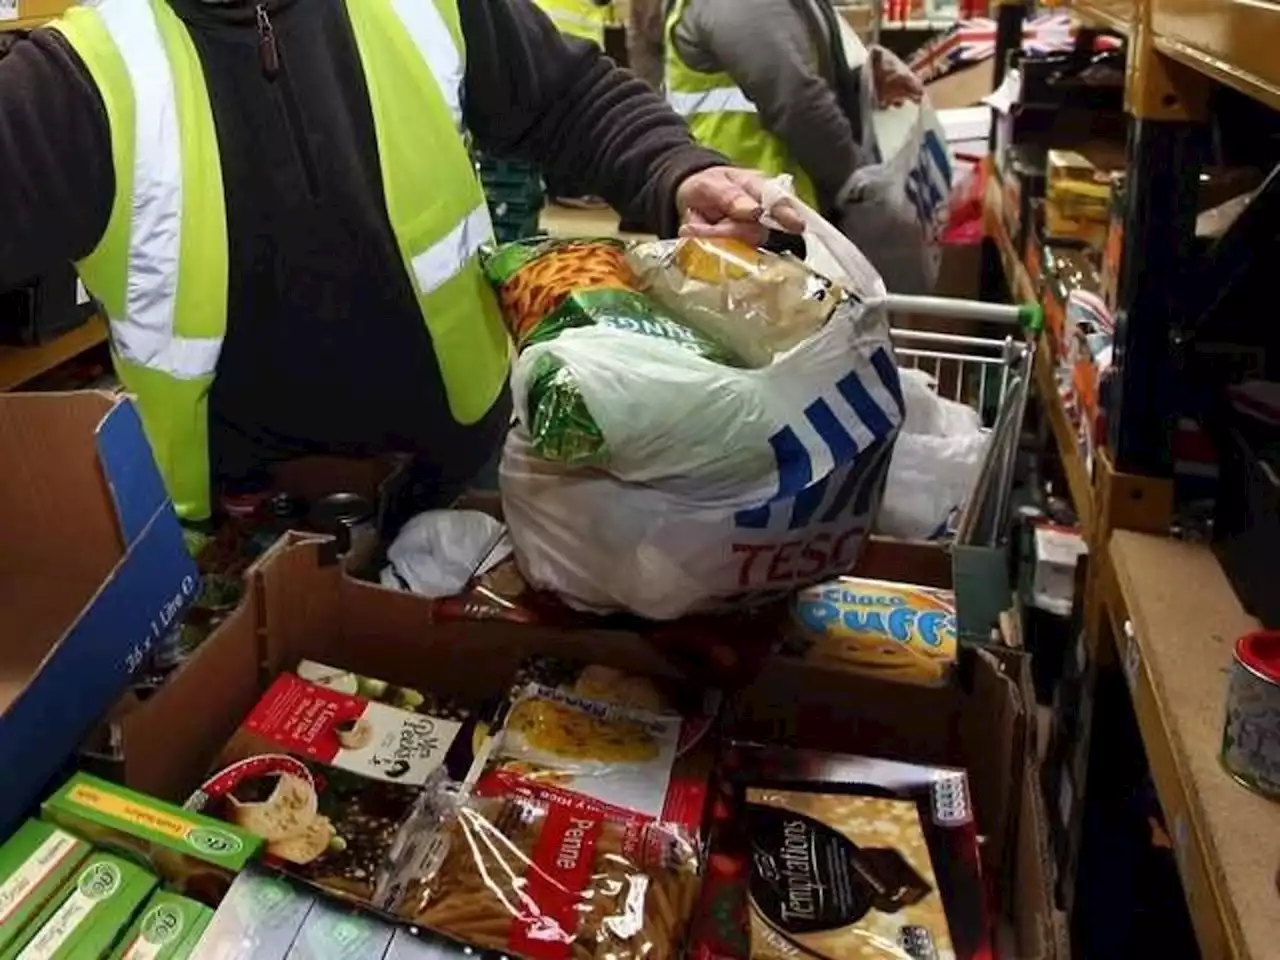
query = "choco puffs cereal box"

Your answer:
(788, 577), (958, 686)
